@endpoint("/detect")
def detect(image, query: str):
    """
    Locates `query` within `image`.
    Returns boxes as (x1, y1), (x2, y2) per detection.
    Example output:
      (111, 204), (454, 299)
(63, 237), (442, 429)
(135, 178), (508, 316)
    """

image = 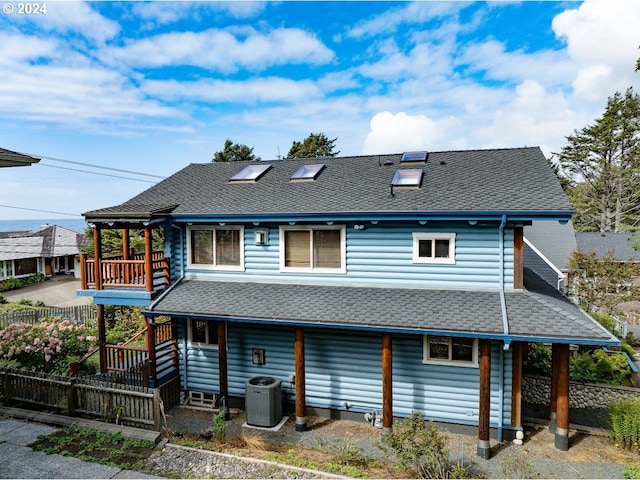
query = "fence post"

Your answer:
(153, 388), (162, 431)
(67, 377), (77, 417)
(0, 369), (7, 406)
